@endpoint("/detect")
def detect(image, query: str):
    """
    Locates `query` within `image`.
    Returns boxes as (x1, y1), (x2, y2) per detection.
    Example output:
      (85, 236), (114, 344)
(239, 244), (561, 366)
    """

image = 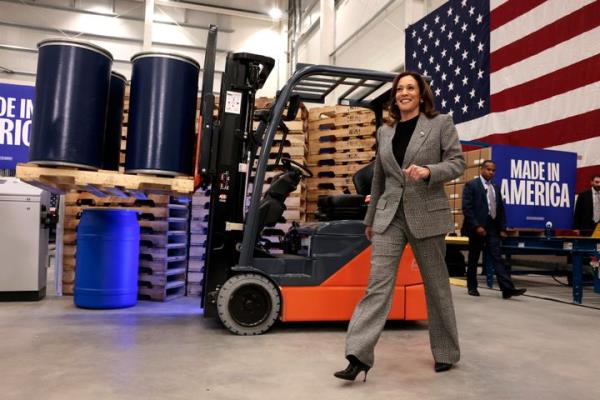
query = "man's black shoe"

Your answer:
(468, 289), (480, 297)
(502, 288), (527, 299)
